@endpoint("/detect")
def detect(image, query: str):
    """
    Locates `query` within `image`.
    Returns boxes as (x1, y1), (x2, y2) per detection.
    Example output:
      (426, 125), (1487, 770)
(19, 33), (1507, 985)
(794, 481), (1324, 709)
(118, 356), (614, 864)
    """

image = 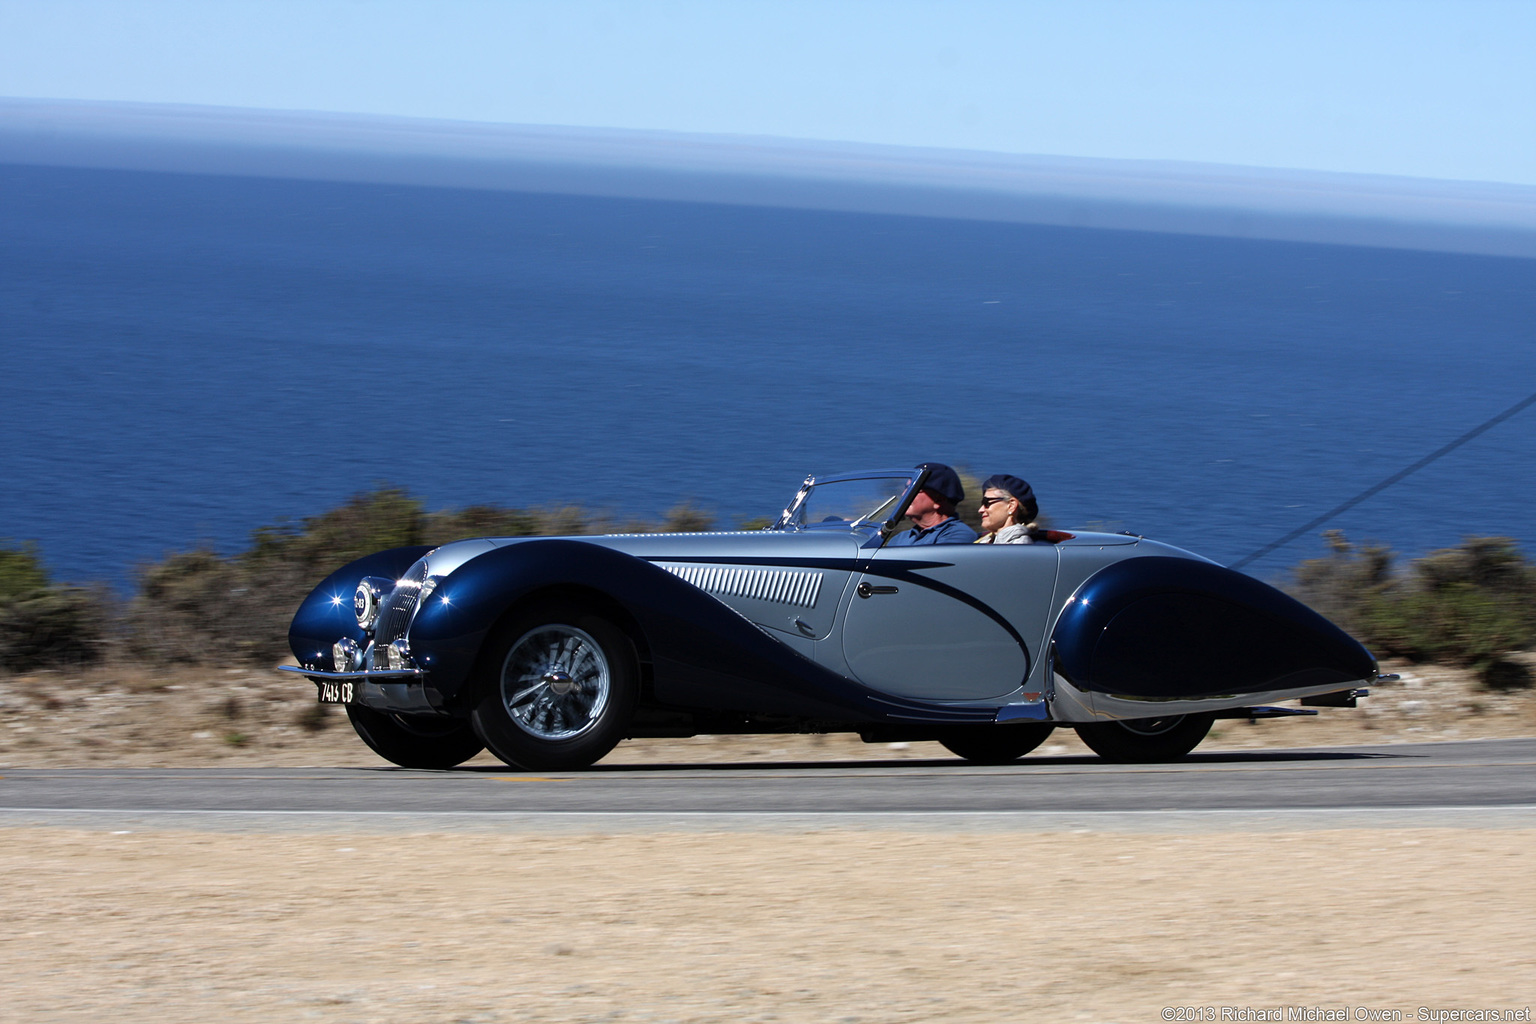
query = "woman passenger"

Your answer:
(975, 474), (1038, 544)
